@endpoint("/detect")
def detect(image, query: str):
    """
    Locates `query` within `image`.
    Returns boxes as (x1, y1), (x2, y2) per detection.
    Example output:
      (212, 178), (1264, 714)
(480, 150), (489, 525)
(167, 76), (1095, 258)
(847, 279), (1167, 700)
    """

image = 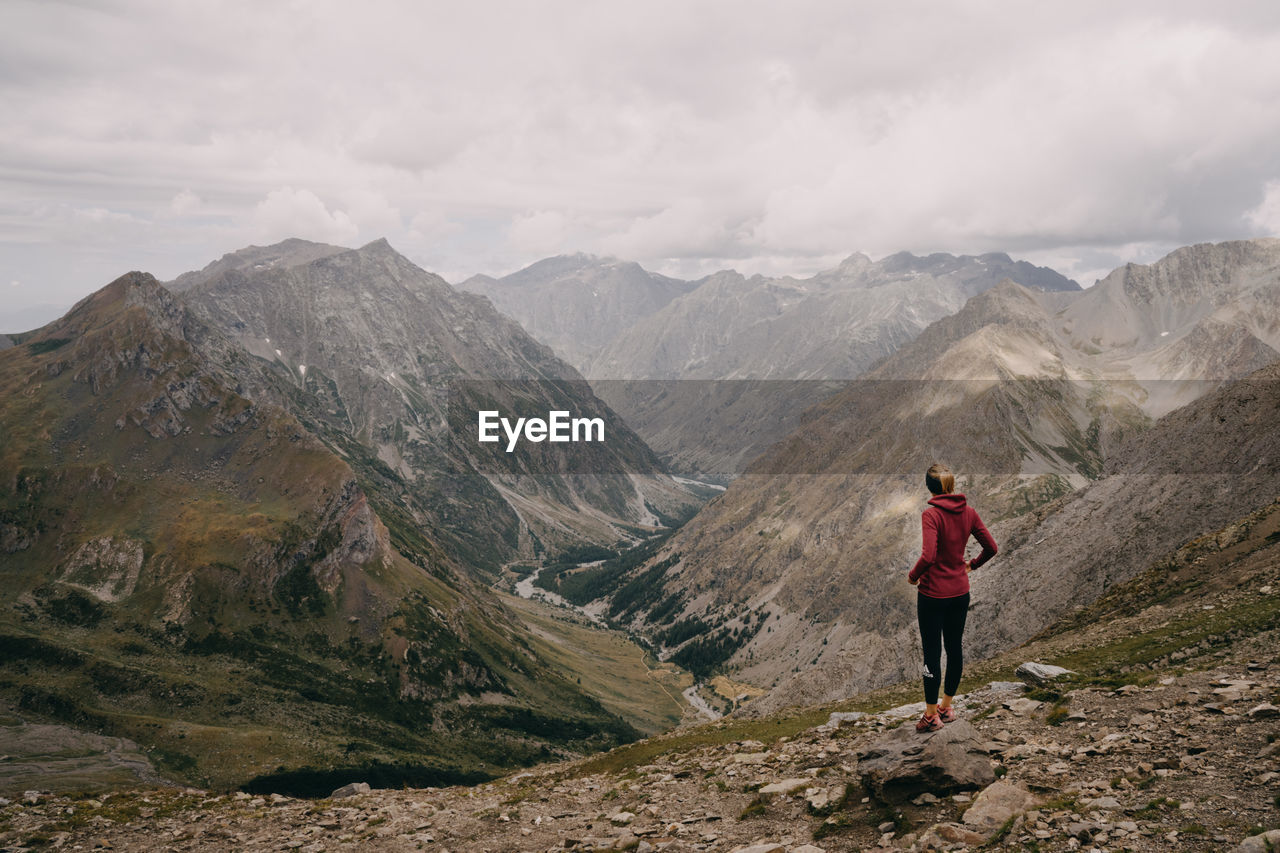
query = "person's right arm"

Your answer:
(908, 510), (939, 584)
